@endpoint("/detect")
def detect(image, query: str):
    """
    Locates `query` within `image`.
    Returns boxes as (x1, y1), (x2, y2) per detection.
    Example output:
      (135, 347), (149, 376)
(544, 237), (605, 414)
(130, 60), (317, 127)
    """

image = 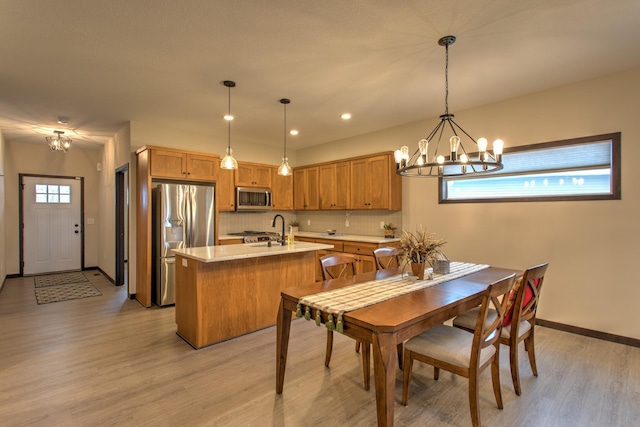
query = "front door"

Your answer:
(22, 175), (83, 275)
